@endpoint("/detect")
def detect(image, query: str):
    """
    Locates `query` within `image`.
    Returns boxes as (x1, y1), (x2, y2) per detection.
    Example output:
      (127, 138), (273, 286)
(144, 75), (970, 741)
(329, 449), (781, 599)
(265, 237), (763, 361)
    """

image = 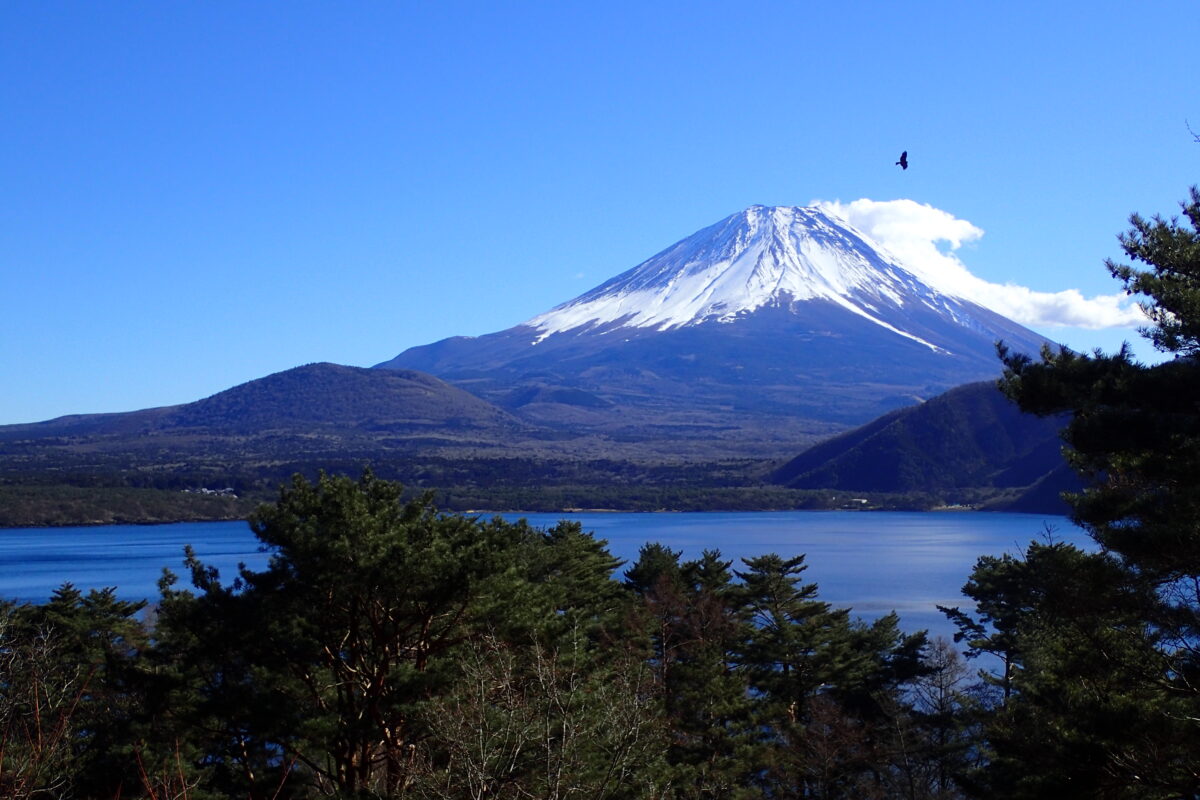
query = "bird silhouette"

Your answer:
(895, 151), (908, 170)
